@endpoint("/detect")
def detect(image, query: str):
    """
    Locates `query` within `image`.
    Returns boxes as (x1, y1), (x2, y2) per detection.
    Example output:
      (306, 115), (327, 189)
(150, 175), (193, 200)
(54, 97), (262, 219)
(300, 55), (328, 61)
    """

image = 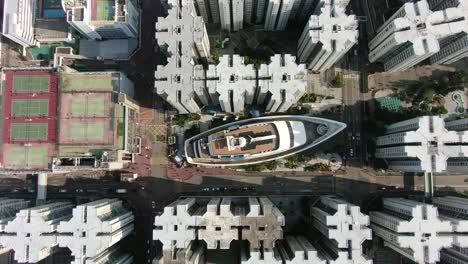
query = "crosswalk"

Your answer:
(343, 73), (359, 79)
